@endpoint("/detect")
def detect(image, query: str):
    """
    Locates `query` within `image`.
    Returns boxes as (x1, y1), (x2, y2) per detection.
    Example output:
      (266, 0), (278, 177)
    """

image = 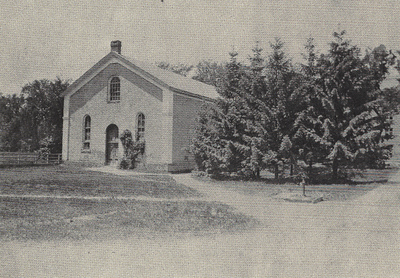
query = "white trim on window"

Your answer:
(137, 112), (145, 140)
(109, 76), (121, 102)
(82, 115), (91, 152)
